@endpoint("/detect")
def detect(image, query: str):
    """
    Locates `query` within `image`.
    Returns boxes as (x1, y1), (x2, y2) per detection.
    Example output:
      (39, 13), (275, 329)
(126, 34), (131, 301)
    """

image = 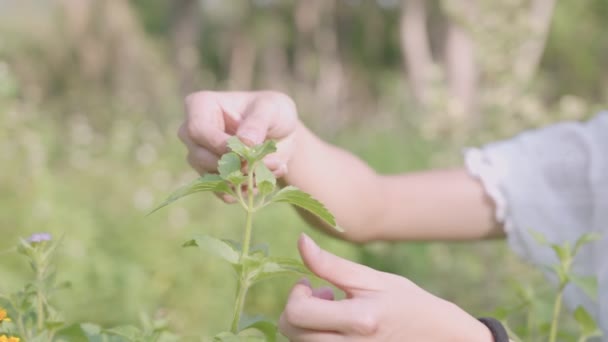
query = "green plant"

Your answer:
(491, 231), (603, 342)
(0, 234), (179, 342)
(150, 137), (341, 341)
